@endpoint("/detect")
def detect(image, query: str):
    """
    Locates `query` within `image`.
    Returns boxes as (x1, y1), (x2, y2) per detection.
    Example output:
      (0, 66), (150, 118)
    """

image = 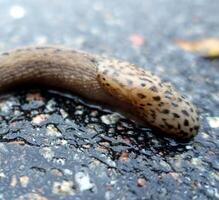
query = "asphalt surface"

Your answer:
(0, 0), (218, 199)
